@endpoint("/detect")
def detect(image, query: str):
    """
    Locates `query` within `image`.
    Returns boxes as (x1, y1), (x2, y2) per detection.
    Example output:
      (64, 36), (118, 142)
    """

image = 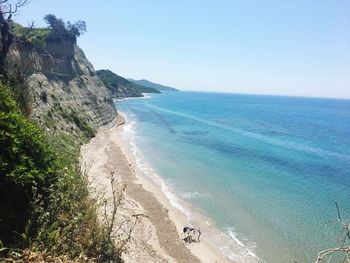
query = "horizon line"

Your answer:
(172, 89), (350, 101)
